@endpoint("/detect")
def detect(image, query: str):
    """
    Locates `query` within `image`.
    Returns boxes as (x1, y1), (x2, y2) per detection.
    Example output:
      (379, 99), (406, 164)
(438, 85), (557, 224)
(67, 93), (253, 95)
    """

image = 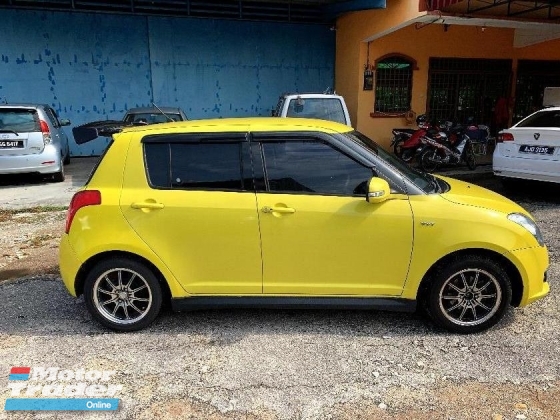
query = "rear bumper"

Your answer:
(59, 235), (83, 297)
(0, 144), (62, 175)
(493, 152), (560, 183)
